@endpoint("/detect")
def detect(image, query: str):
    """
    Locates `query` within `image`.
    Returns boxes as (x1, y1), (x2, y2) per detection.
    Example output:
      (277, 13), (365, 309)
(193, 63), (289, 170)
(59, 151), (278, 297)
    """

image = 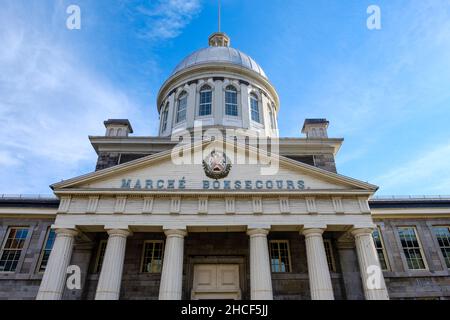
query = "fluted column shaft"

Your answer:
(95, 229), (131, 300)
(302, 228), (334, 300)
(247, 229), (273, 300)
(352, 228), (389, 300)
(36, 228), (78, 300)
(159, 229), (187, 300)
